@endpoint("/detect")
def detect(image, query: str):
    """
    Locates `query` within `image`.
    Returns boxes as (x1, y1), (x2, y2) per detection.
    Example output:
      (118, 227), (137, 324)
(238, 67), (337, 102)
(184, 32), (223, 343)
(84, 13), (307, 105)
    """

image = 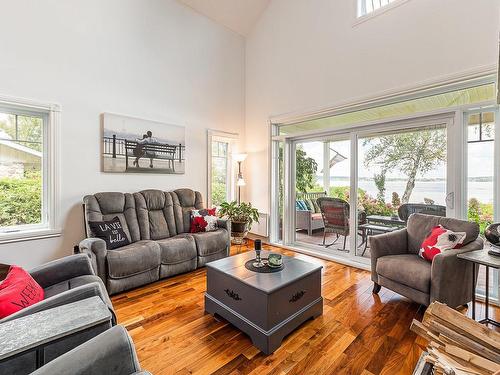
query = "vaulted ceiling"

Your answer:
(177, 0), (270, 36)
